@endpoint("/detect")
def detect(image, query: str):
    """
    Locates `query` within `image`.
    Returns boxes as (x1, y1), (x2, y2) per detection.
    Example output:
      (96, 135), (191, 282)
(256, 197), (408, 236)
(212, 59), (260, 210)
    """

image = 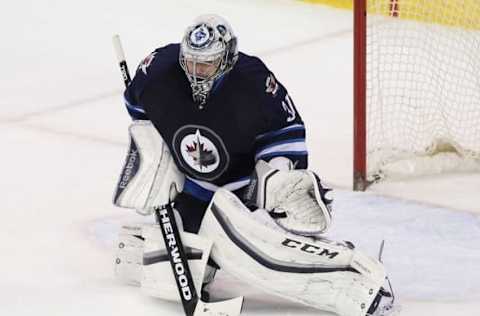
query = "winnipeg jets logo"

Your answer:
(265, 74), (279, 96)
(185, 130), (217, 170)
(190, 25), (211, 48)
(139, 52), (156, 75)
(173, 126), (229, 180)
